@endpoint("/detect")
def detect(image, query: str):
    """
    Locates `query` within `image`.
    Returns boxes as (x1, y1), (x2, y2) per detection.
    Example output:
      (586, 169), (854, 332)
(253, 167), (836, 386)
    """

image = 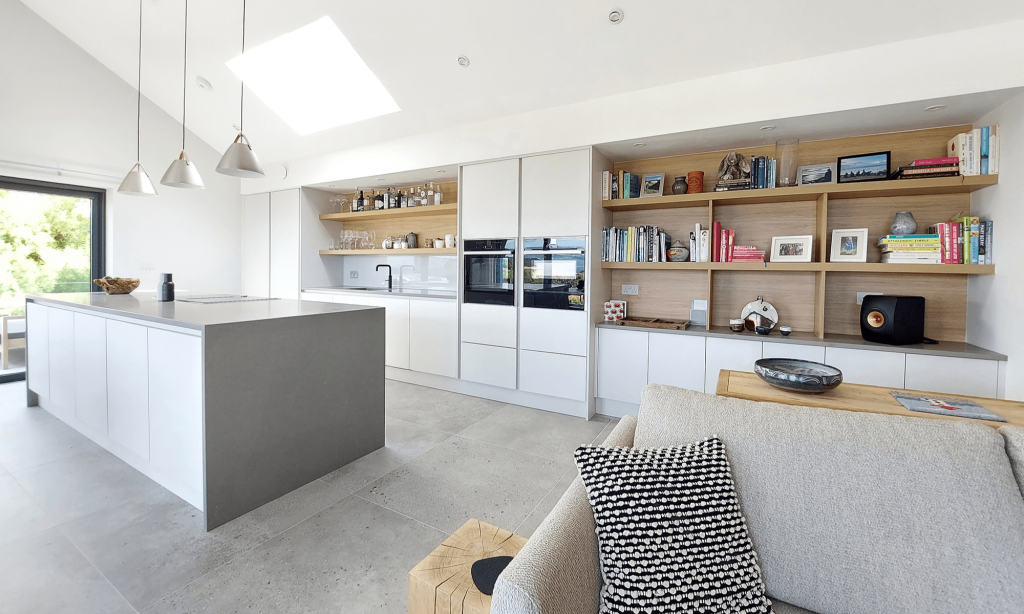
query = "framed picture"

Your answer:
(837, 151), (891, 183)
(640, 173), (665, 197)
(797, 163), (837, 186)
(829, 228), (869, 263)
(770, 235), (814, 263)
